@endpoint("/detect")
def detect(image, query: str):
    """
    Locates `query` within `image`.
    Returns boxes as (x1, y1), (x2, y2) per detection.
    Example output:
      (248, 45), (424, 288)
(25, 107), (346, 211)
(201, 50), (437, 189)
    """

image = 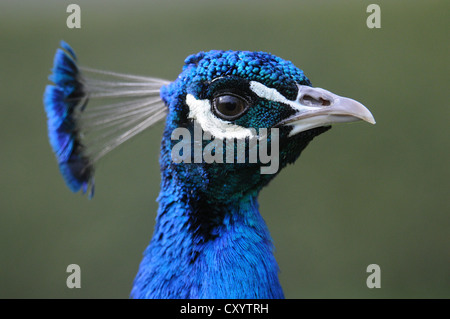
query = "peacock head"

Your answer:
(44, 43), (374, 200)
(158, 50), (375, 203)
